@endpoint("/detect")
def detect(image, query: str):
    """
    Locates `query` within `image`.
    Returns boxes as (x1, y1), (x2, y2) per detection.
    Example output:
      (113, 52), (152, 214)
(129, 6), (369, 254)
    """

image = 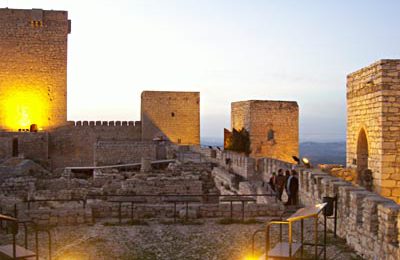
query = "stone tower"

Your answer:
(141, 91), (200, 145)
(230, 100), (299, 163)
(347, 59), (400, 202)
(0, 8), (70, 131)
